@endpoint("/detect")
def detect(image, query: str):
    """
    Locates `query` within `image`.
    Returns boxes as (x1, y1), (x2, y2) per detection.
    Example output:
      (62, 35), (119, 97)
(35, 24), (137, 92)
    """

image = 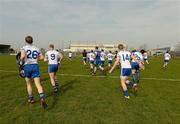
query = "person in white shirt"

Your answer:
(163, 51), (171, 68)
(100, 49), (106, 67)
(68, 51), (73, 61)
(20, 36), (47, 108)
(107, 51), (114, 68)
(109, 44), (144, 99)
(89, 50), (95, 74)
(131, 50), (144, 84)
(44, 44), (63, 93)
(143, 51), (149, 64)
